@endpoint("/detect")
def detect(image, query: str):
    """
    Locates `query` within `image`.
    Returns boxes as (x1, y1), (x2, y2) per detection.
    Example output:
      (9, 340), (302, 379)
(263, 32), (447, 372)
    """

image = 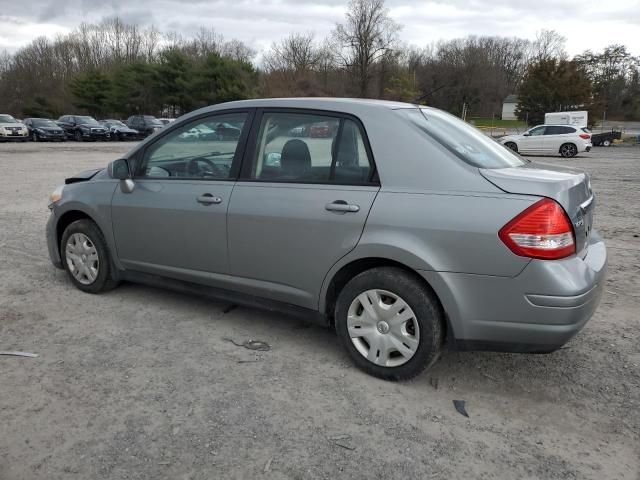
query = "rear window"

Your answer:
(399, 108), (526, 169)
